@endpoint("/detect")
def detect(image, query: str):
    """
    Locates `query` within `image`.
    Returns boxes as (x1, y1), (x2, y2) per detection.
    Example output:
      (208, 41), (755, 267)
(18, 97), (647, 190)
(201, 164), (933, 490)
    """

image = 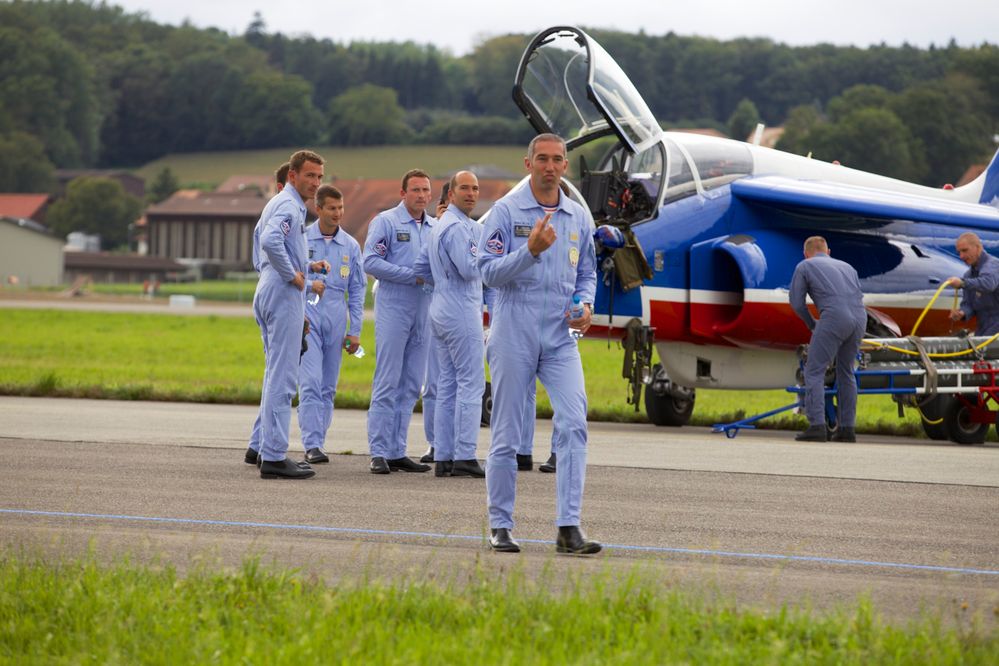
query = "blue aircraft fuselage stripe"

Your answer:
(2, 508), (996, 576)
